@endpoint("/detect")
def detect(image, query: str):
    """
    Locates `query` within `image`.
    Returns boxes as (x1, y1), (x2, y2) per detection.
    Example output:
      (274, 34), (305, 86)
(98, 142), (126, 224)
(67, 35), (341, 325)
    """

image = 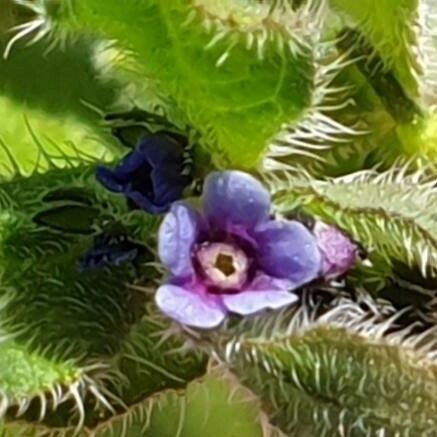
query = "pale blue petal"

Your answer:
(155, 284), (227, 328)
(158, 202), (201, 278)
(255, 220), (321, 286)
(222, 290), (298, 315)
(203, 171), (270, 231)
